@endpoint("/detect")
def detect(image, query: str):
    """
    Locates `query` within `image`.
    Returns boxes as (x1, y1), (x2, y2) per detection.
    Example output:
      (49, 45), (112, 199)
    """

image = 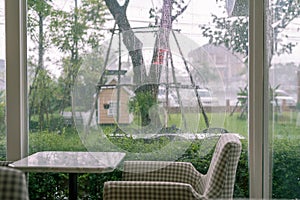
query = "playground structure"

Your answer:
(73, 24), (227, 137)
(98, 26), (209, 129)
